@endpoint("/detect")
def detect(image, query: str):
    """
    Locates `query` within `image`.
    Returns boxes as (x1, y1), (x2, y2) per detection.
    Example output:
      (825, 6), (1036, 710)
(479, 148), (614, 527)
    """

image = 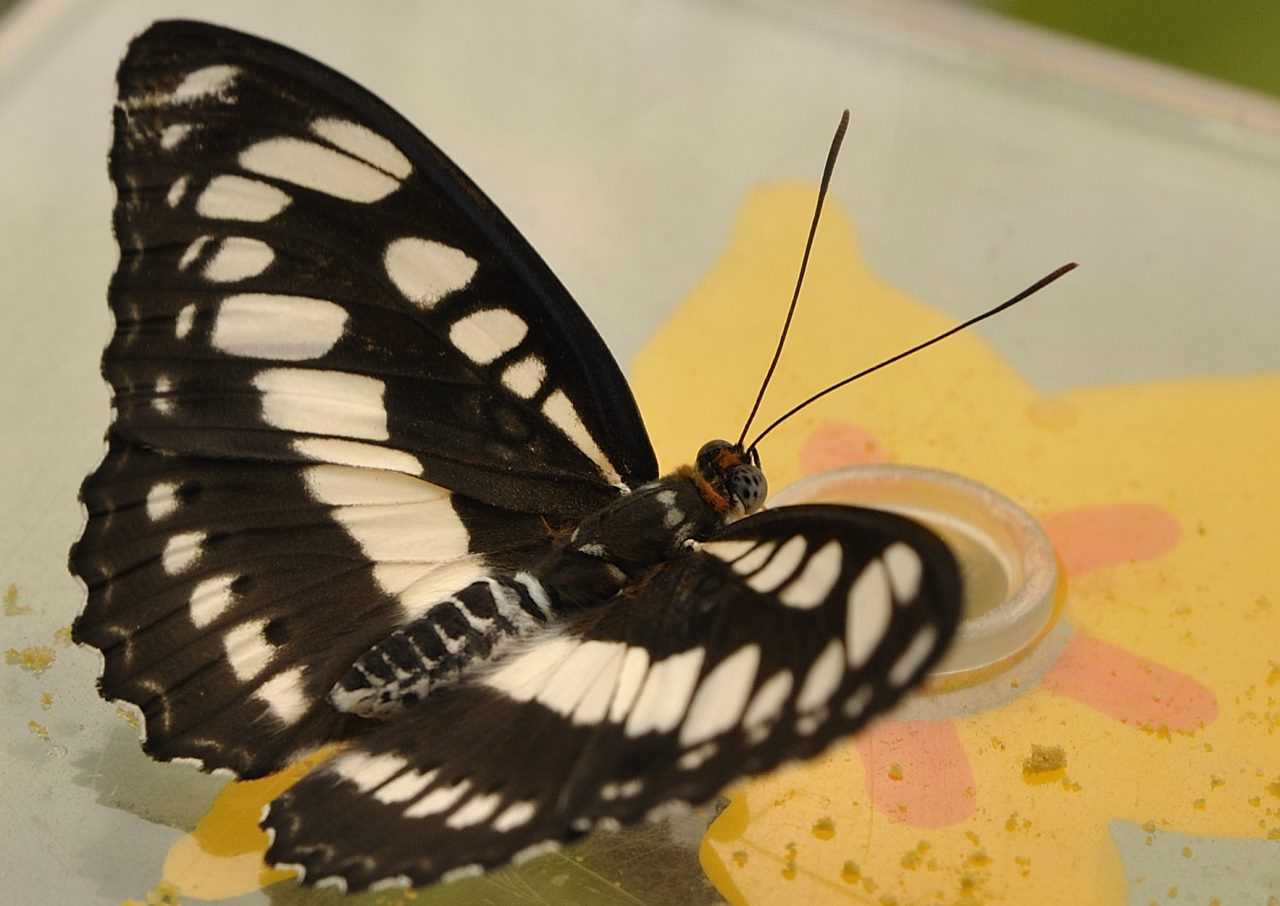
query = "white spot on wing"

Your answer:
(446, 792), (503, 829)
(730, 541), (777, 576)
(485, 636), (579, 702)
(532, 640), (626, 719)
(152, 375), (174, 414)
(501, 356), (546, 398)
(493, 800), (537, 832)
(172, 65), (239, 102)
(384, 238), (477, 308)
(254, 368), (388, 440)
(255, 666), (308, 724)
(700, 539), (755, 564)
(743, 669), (792, 733)
(542, 389), (621, 486)
(310, 117), (411, 178)
(175, 303), (195, 339)
(303, 464), (446, 506)
(196, 174), (291, 221)
(779, 540), (843, 609)
(888, 624), (939, 688)
(146, 482), (178, 520)
(292, 438), (423, 475)
(178, 235), (212, 270)
(166, 176), (188, 208)
(223, 619), (273, 681)
(846, 560), (891, 668)
(796, 639), (844, 712)
(332, 751), (408, 793)
(680, 644), (760, 746)
(160, 124), (192, 149)
(746, 536), (807, 594)
(449, 308), (528, 365)
(375, 768), (438, 804)
(406, 779), (471, 819)
(842, 683), (874, 719)
(608, 647), (650, 722)
(240, 137), (400, 202)
(189, 575), (235, 628)
(625, 647), (705, 737)
(203, 237), (275, 282)
(884, 542), (923, 602)
(212, 294), (347, 360)
(326, 495), (469, 570)
(161, 530), (204, 574)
